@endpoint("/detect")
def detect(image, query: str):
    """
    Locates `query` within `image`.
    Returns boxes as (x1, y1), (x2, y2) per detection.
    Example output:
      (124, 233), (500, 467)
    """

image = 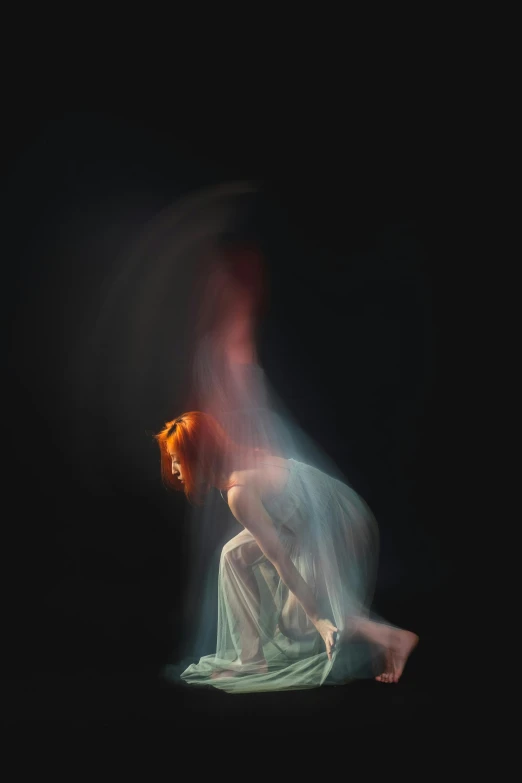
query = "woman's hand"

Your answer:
(312, 618), (339, 661)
